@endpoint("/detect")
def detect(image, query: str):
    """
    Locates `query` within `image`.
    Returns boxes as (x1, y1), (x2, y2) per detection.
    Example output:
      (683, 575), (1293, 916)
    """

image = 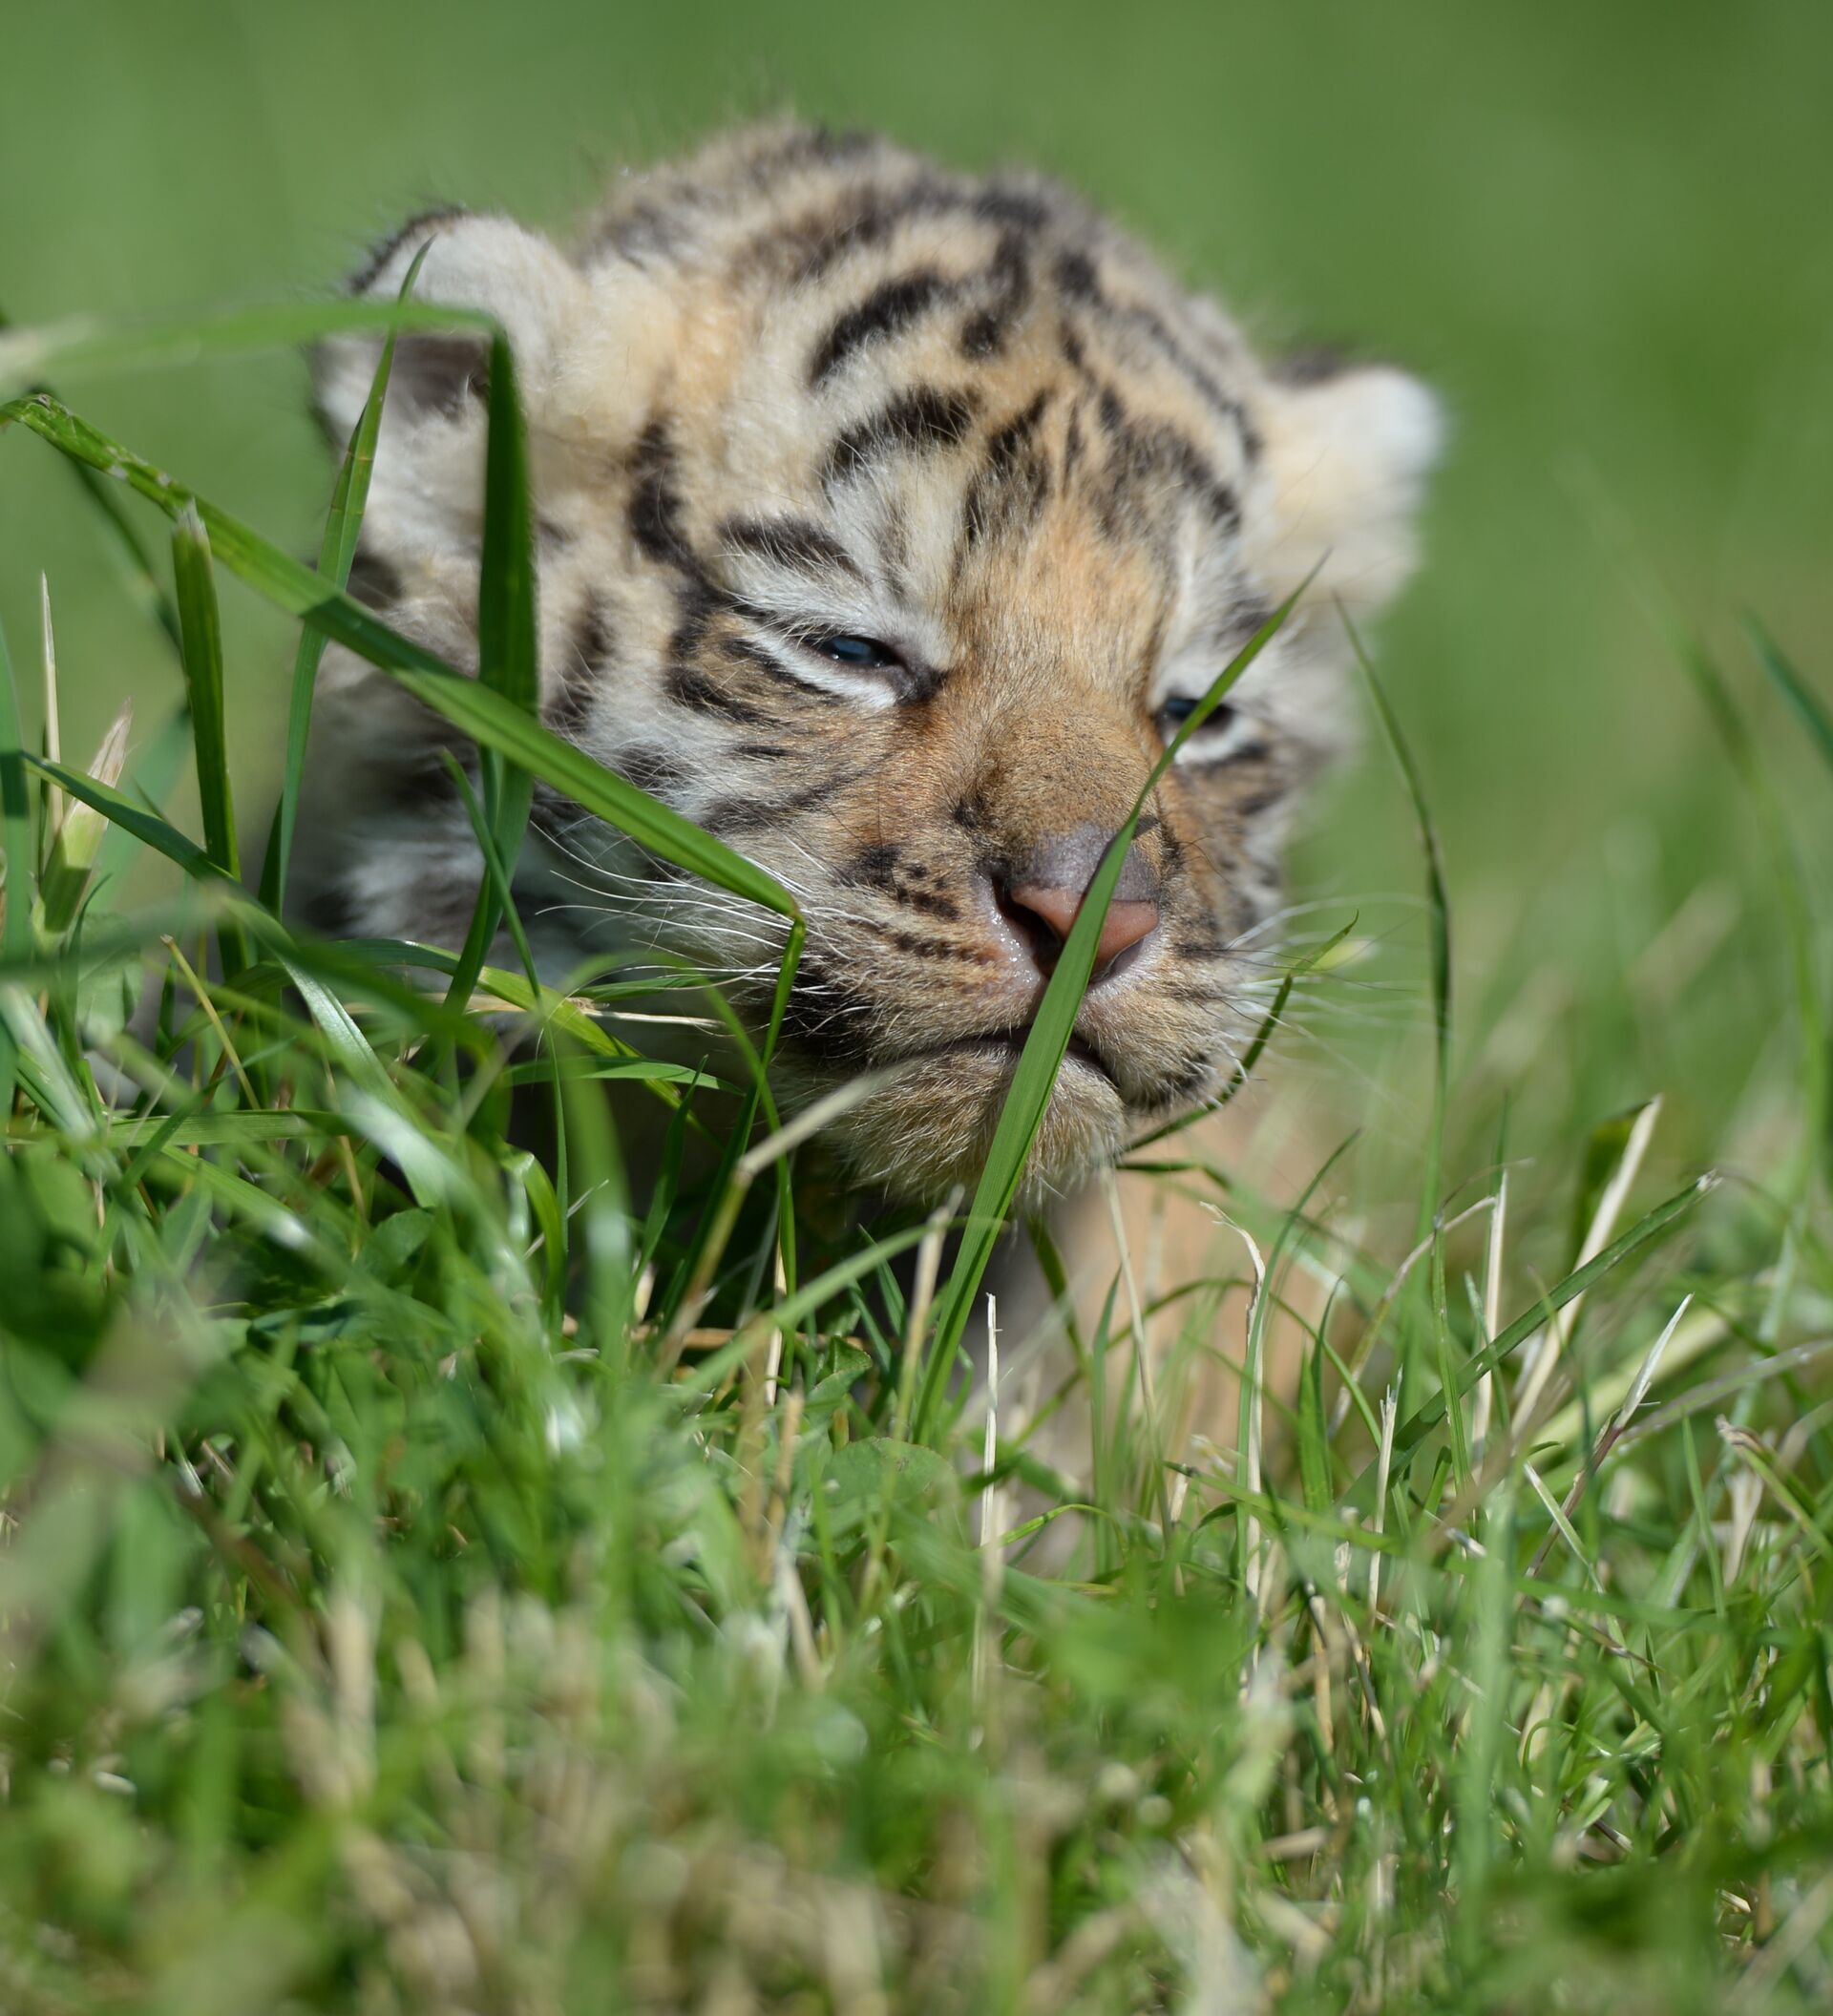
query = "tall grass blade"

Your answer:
(30, 755), (243, 899)
(261, 246), (427, 914)
(171, 503), (247, 978)
(1679, 632), (1827, 1195)
(3, 393), (798, 922)
(916, 580), (1312, 1439)
(0, 301), (179, 648)
(38, 702), (132, 934)
(0, 609), (32, 1115)
(69, 461), (184, 652)
(445, 332), (538, 1010)
(0, 611), (32, 969)
(1344, 608), (1449, 1238)
(1367, 1173), (1714, 1495)
(170, 505), (236, 879)
(0, 296), (495, 399)
(1747, 618), (1833, 777)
